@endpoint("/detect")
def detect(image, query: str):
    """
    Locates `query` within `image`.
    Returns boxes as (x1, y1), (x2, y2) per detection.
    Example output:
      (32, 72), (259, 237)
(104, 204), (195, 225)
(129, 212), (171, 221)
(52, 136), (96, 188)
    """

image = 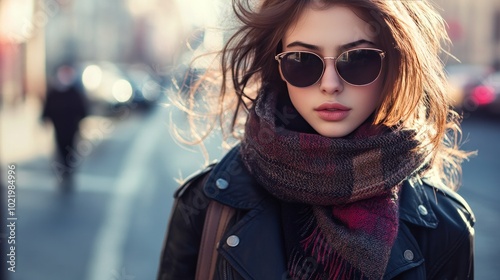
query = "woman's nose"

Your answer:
(319, 60), (344, 94)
